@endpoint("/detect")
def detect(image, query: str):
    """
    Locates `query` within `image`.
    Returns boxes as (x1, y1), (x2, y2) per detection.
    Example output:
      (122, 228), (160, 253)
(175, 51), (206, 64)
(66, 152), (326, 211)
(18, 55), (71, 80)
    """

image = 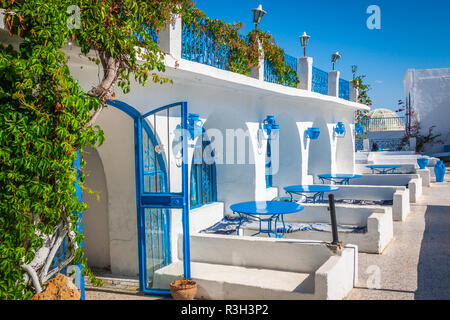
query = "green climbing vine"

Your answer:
(0, 0), (192, 300)
(182, 7), (299, 86)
